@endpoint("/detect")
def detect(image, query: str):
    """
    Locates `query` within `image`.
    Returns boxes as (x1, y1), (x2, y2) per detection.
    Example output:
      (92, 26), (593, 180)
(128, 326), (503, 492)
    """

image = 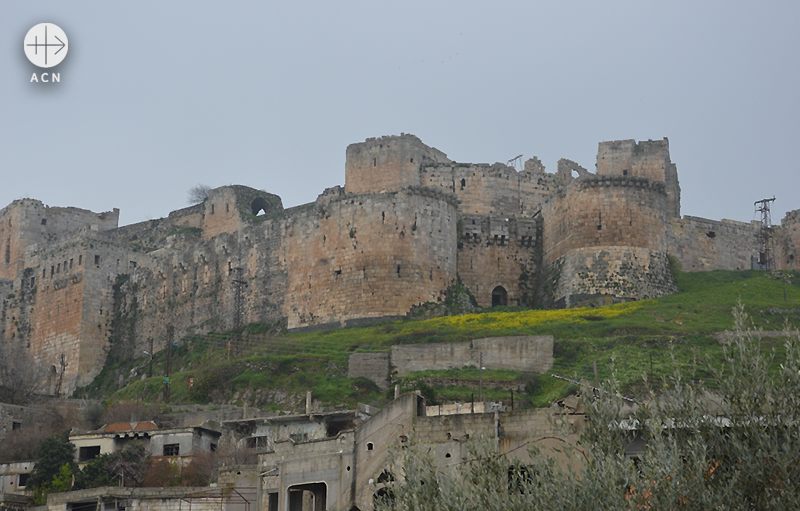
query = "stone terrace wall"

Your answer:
(281, 186), (459, 329)
(668, 216), (761, 272)
(457, 215), (538, 308)
(347, 353), (390, 390)
(345, 134), (451, 195)
(391, 335), (553, 376)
